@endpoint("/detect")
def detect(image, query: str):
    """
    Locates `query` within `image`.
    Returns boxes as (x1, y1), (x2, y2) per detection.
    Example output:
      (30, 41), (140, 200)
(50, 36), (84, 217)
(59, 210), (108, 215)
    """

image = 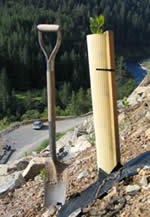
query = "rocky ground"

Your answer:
(1, 74), (150, 217)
